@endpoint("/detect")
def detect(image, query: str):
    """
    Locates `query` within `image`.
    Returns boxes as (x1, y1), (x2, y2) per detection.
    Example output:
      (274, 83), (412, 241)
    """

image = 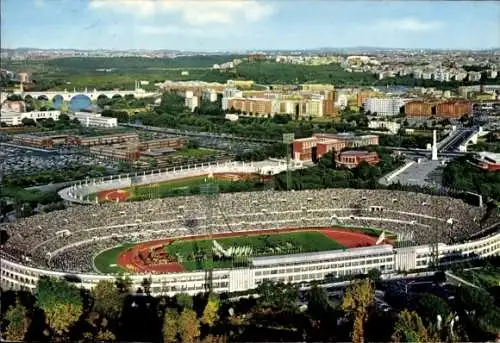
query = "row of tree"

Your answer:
(3, 272), (499, 342)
